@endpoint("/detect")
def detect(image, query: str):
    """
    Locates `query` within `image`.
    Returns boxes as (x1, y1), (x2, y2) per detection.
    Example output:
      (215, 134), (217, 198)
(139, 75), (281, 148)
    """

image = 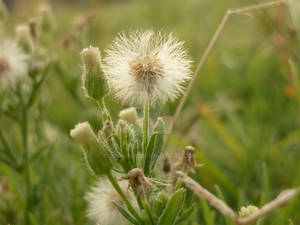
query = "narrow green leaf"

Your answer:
(175, 205), (195, 224)
(29, 213), (39, 225)
(200, 198), (215, 225)
(154, 191), (169, 218)
(150, 117), (165, 173)
(144, 132), (157, 176)
(112, 201), (139, 225)
(260, 163), (270, 206)
(157, 188), (186, 225)
(215, 186), (234, 225)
